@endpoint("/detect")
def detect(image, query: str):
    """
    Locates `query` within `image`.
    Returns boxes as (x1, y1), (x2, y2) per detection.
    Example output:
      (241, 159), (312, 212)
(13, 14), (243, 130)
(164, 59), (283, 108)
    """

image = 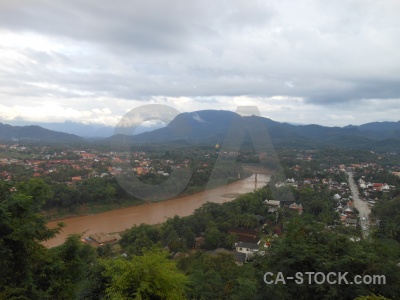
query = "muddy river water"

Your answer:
(44, 173), (271, 247)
